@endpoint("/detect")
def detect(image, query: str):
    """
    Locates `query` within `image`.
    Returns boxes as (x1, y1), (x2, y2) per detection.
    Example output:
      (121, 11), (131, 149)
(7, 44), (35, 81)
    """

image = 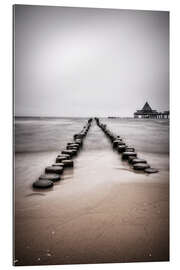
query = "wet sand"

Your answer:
(14, 120), (169, 265)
